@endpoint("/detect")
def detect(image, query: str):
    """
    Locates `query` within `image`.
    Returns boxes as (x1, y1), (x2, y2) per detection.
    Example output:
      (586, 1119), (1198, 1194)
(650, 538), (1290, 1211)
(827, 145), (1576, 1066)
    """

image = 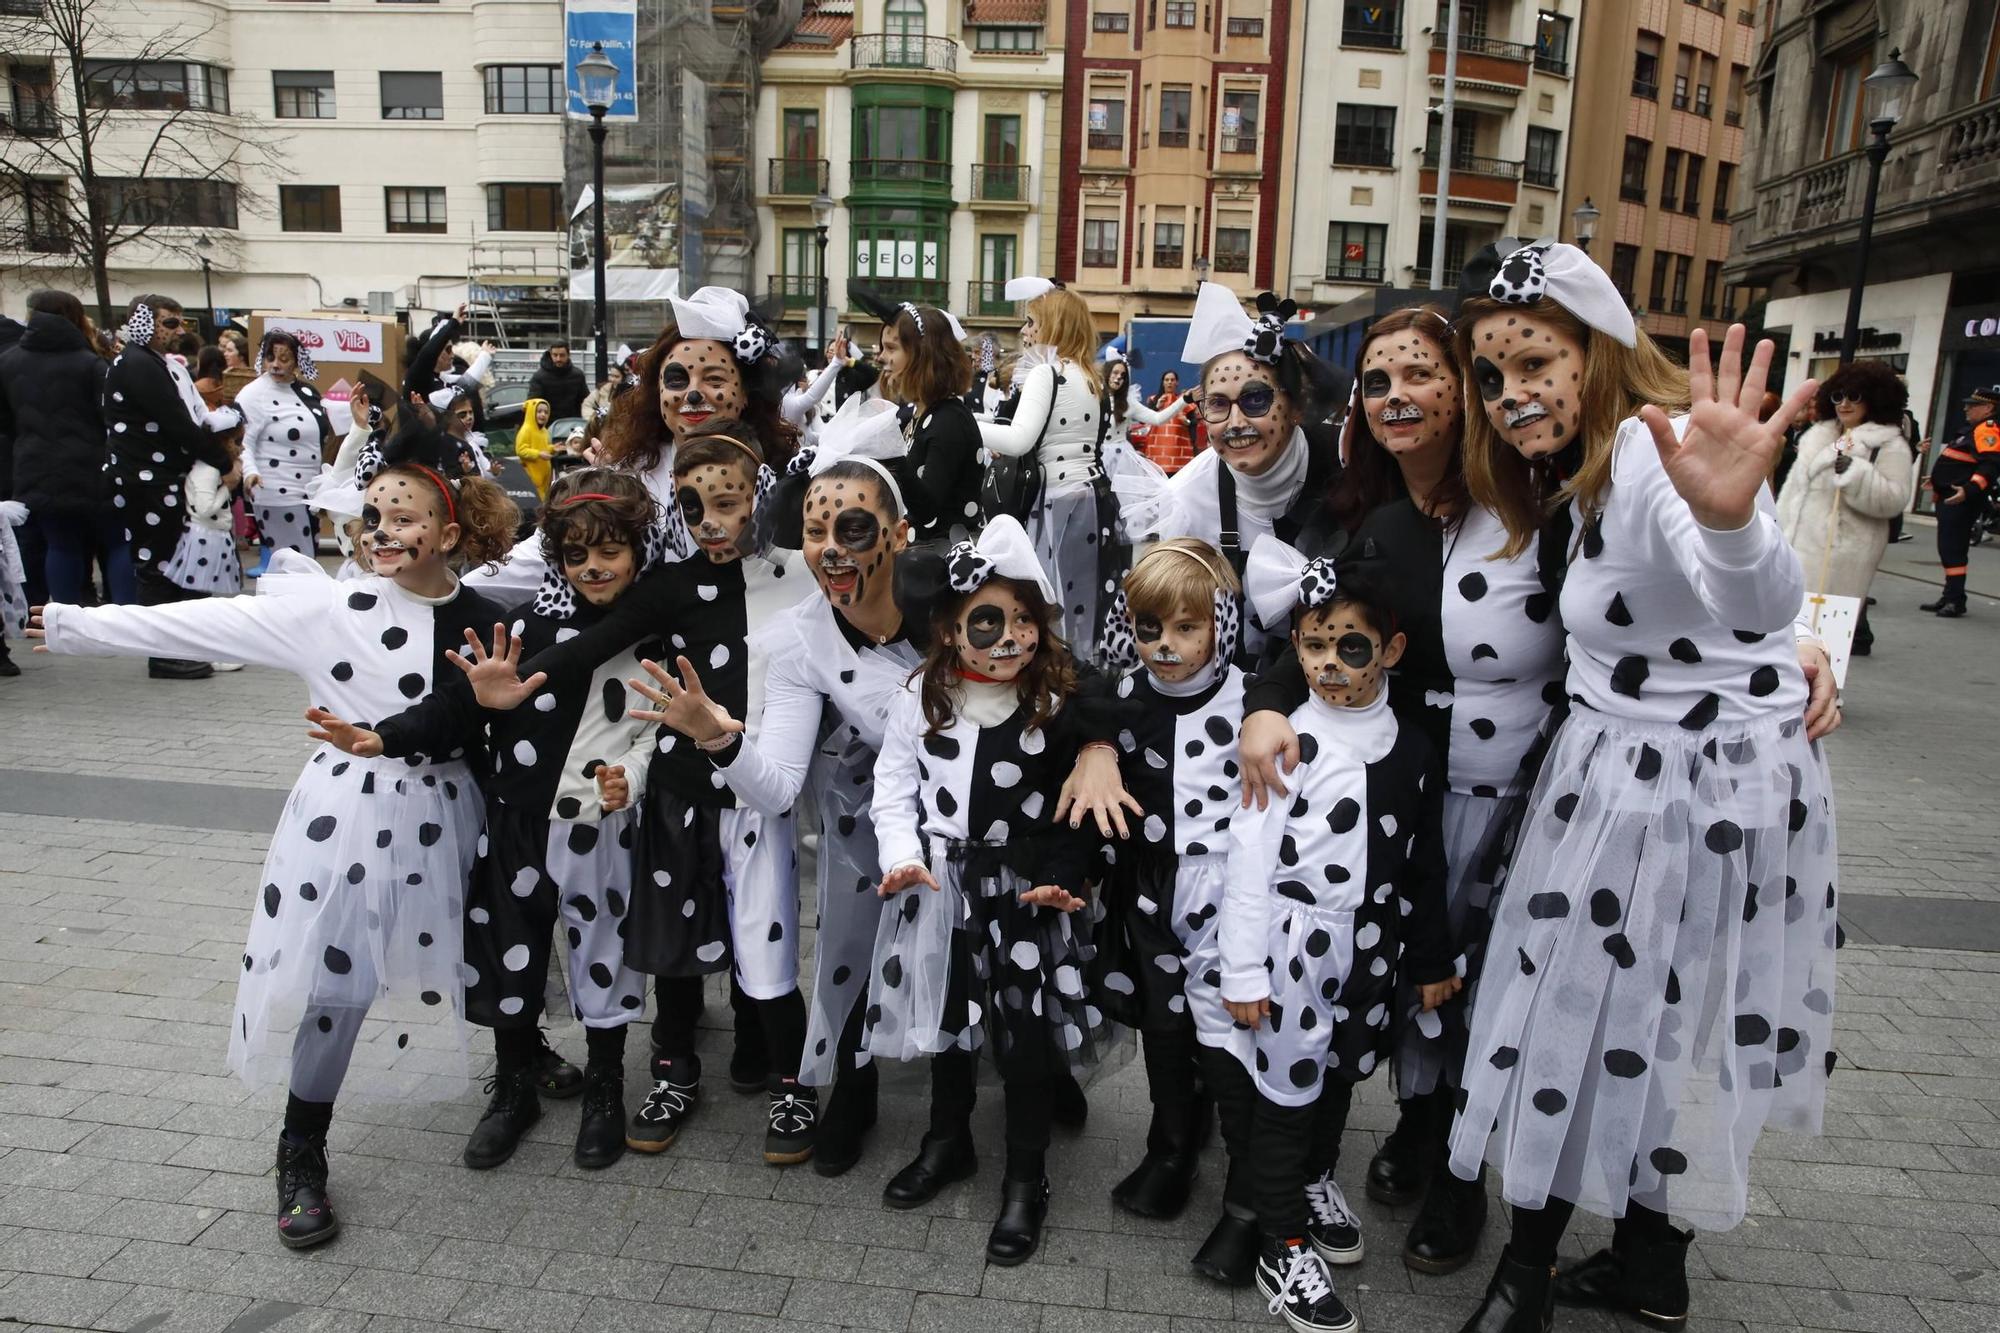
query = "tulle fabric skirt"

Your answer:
(800, 748), (889, 1086)
(1449, 706), (1839, 1231)
(1094, 849), (1227, 1037)
(1029, 474), (1118, 666)
(163, 524), (243, 596)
